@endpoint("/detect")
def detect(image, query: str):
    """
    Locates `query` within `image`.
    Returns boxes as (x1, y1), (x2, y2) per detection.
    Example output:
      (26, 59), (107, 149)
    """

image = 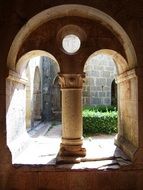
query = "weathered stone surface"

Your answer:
(42, 57), (60, 121)
(1, 1), (143, 189)
(83, 55), (116, 106)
